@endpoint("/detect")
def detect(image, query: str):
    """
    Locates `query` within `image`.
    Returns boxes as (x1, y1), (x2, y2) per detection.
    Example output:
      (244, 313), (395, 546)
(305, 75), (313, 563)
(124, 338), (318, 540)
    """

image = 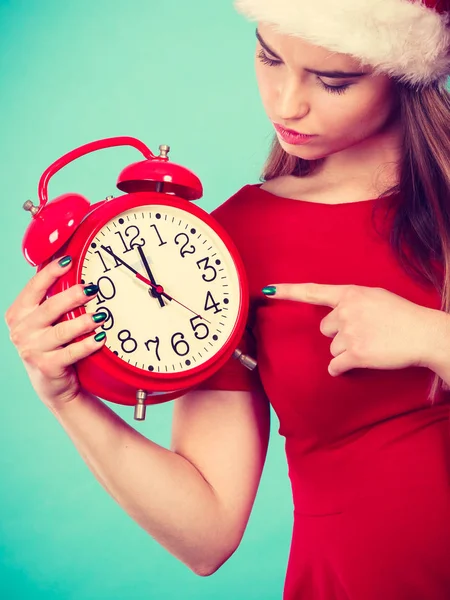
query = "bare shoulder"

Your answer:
(260, 174), (394, 204)
(171, 389), (270, 458)
(259, 176), (295, 195)
(259, 174), (319, 200)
